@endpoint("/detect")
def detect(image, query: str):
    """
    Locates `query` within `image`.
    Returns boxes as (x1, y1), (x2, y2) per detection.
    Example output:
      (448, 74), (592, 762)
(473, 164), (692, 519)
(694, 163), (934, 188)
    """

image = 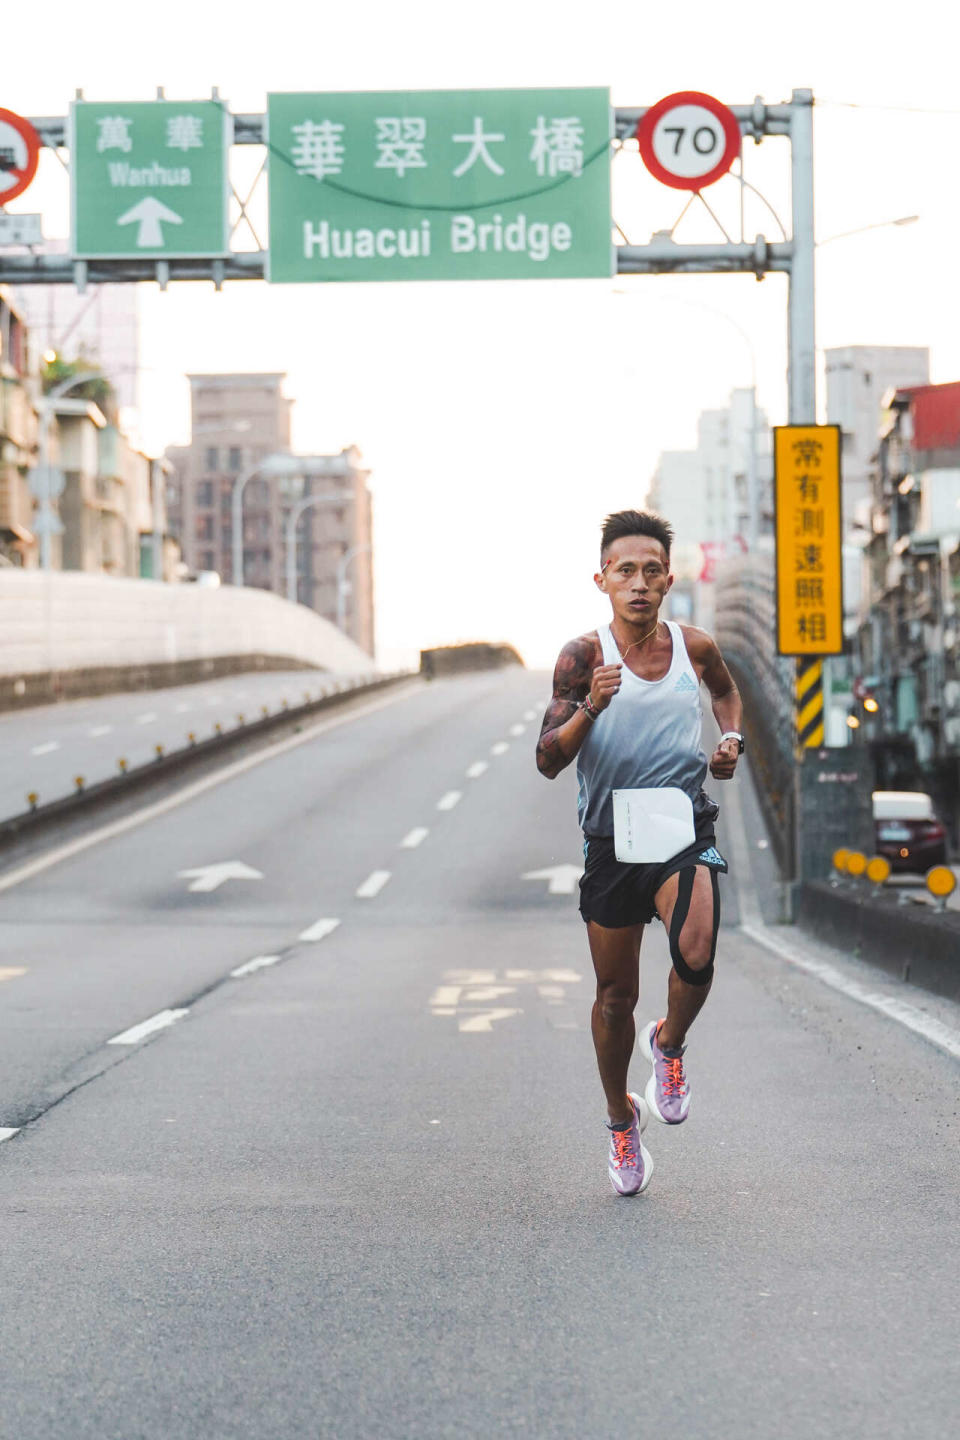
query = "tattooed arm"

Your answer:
(536, 633), (619, 779)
